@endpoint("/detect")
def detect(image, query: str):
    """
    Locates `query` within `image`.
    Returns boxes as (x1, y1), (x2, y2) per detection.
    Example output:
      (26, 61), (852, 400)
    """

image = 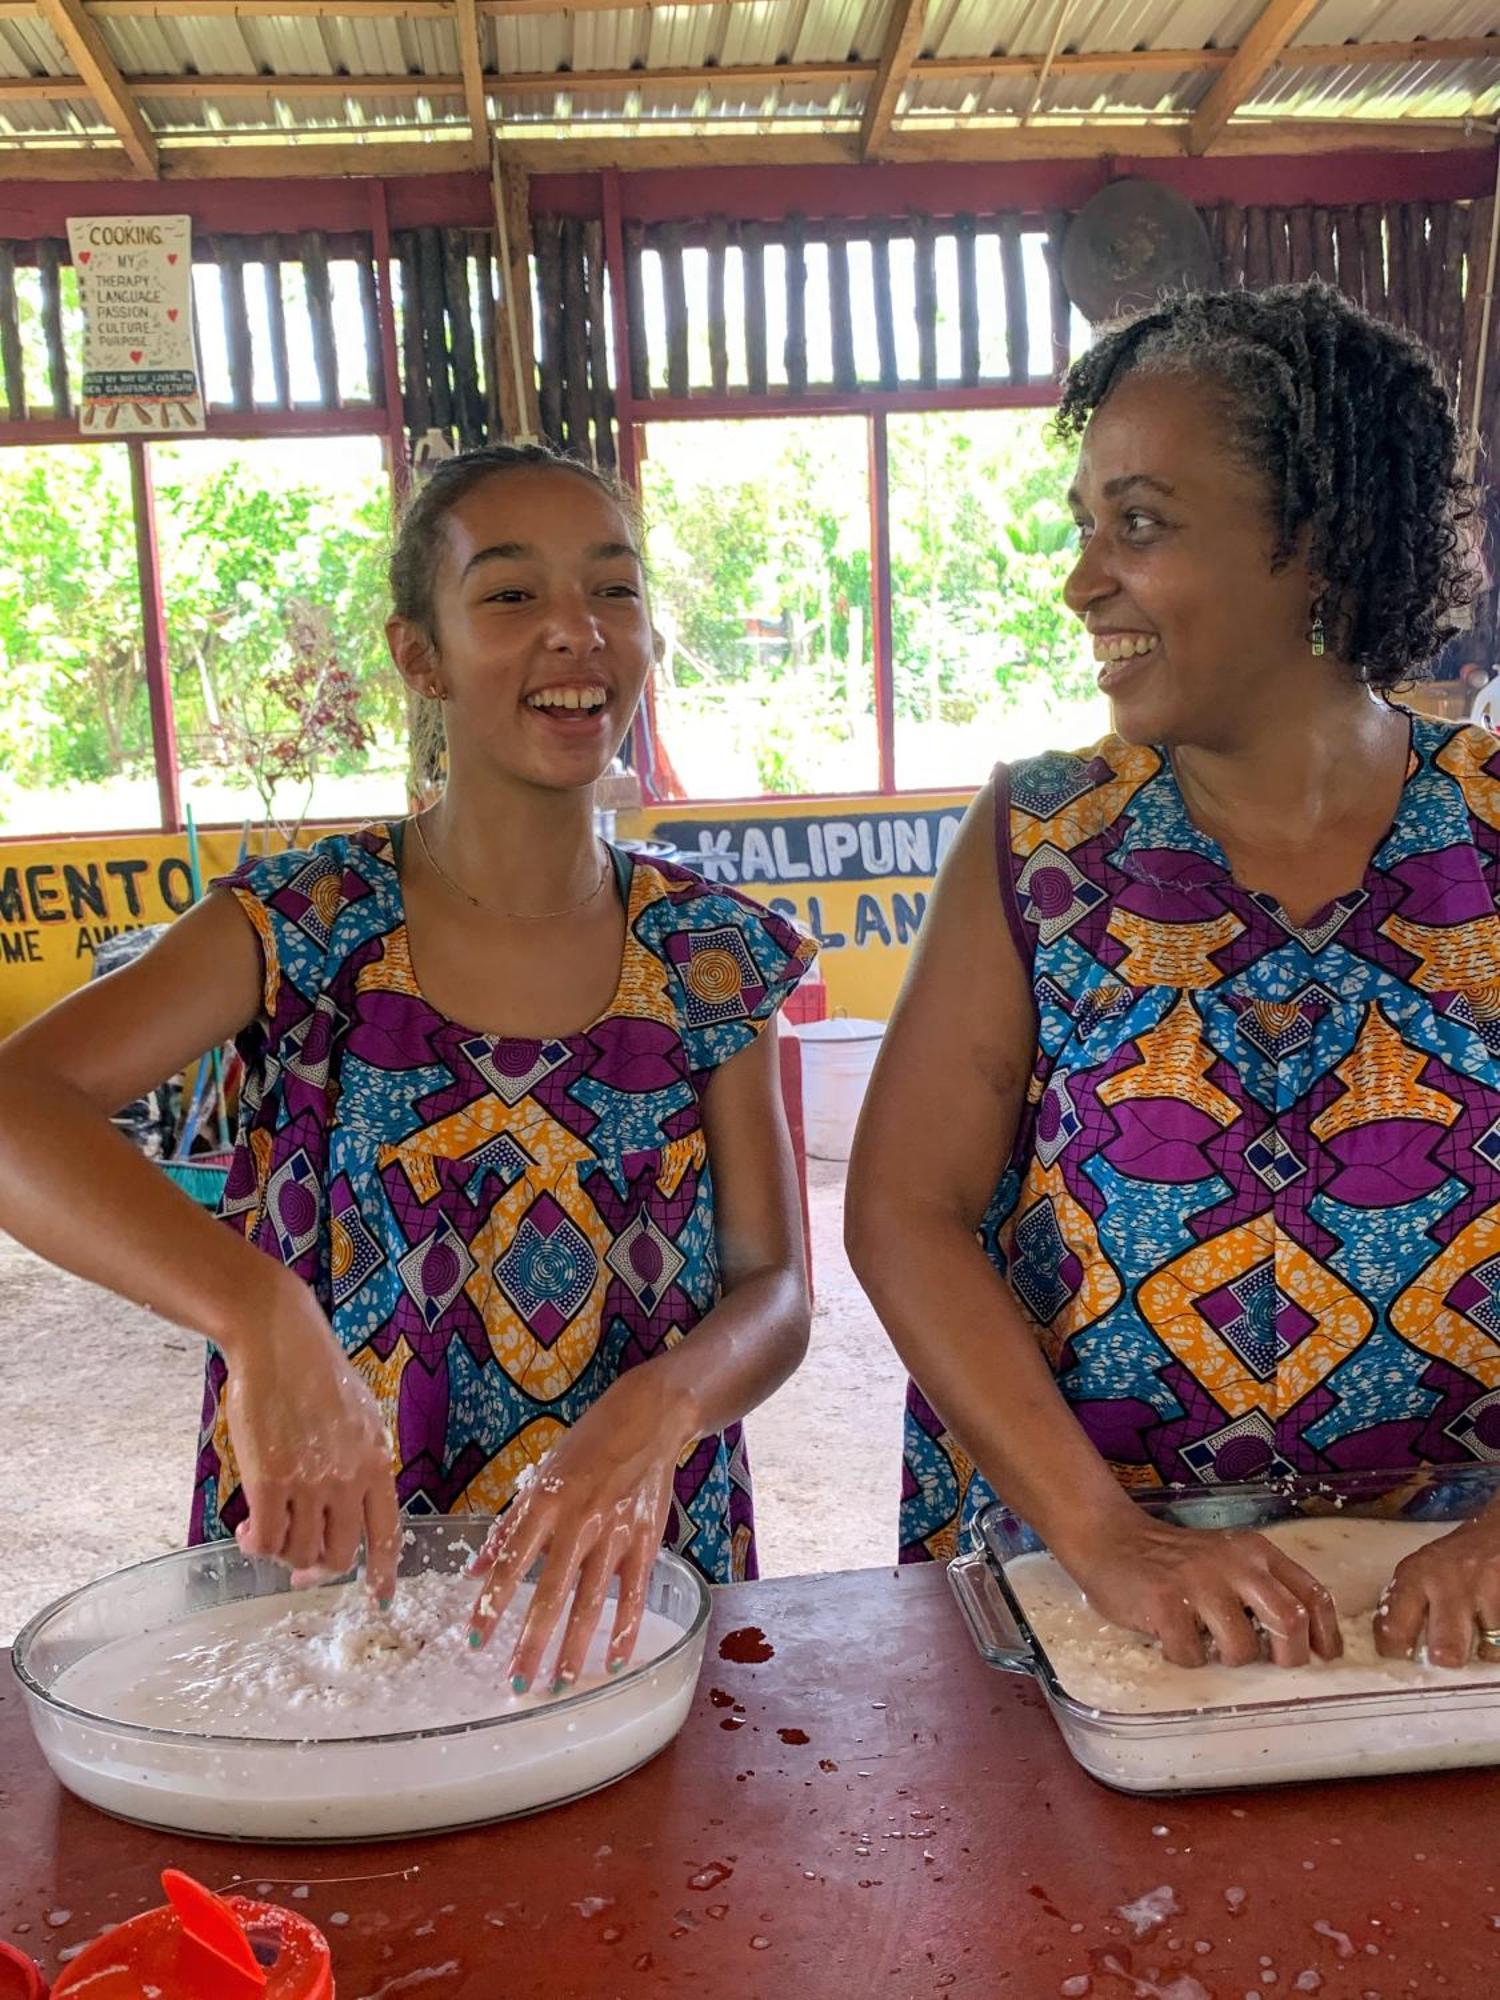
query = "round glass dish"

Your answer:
(12, 1516), (710, 1842)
